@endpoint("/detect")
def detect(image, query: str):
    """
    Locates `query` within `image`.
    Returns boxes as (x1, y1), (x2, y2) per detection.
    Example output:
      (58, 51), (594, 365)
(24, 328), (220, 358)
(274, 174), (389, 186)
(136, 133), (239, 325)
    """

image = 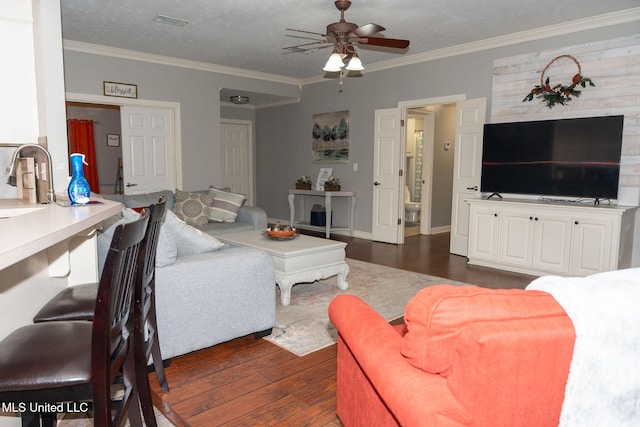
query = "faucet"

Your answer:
(6, 144), (56, 203)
